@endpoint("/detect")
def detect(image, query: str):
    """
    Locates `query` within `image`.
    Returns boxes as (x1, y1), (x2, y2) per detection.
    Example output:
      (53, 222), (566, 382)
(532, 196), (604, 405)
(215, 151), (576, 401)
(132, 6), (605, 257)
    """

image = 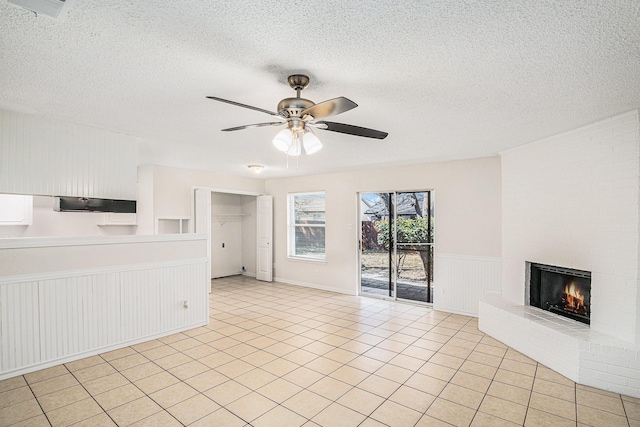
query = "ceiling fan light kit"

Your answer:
(273, 128), (322, 156)
(272, 128), (293, 153)
(207, 74), (388, 162)
(302, 131), (322, 154)
(273, 128), (302, 156)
